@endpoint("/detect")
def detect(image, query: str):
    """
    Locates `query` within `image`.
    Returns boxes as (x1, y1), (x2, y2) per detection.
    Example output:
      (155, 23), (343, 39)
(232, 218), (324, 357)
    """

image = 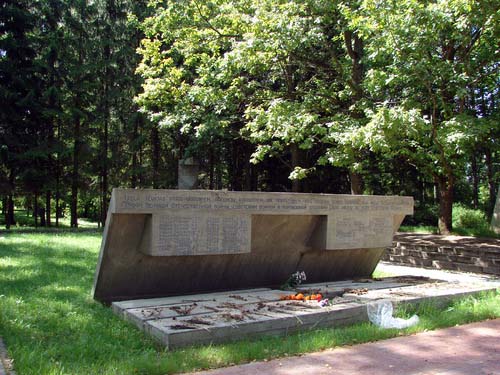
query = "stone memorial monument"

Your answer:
(93, 189), (413, 303)
(177, 158), (199, 190)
